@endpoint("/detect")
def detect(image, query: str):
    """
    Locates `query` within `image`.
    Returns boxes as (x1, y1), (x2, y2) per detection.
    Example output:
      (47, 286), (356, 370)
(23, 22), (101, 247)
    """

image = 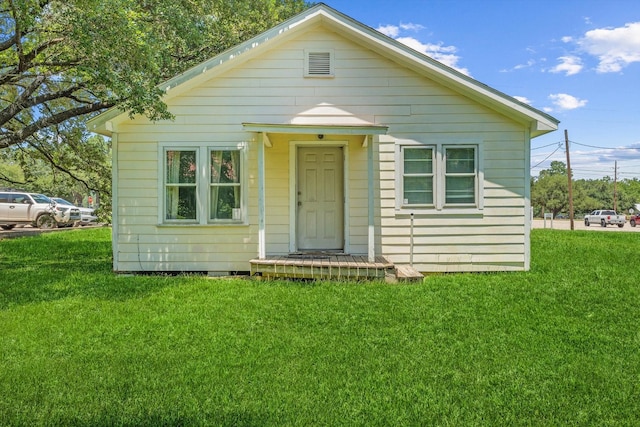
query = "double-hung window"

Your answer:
(444, 146), (477, 205)
(165, 149), (198, 221)
(402, 146), (435, 206)
(397, 141), (482, 212)
(162, 144), (246, 224)
(209, 150), (242, 221)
